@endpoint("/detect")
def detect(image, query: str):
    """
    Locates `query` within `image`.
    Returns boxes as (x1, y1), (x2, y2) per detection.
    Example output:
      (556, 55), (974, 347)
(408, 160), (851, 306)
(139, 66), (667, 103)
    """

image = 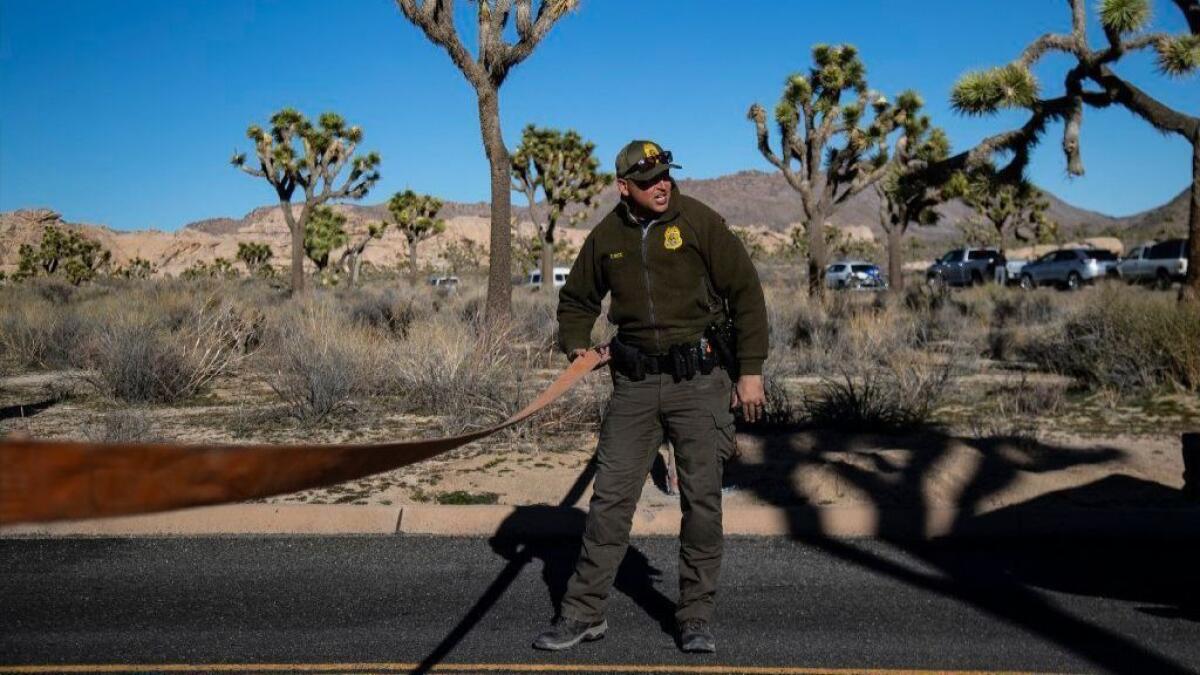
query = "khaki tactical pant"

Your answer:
(560, 366), (737, 624)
